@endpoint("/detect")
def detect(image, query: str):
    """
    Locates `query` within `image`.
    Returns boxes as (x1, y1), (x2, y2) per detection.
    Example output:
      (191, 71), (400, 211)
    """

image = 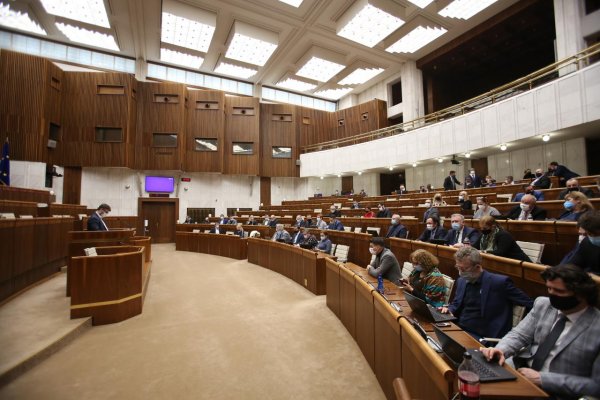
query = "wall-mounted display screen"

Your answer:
(145, 176), (175, 193)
